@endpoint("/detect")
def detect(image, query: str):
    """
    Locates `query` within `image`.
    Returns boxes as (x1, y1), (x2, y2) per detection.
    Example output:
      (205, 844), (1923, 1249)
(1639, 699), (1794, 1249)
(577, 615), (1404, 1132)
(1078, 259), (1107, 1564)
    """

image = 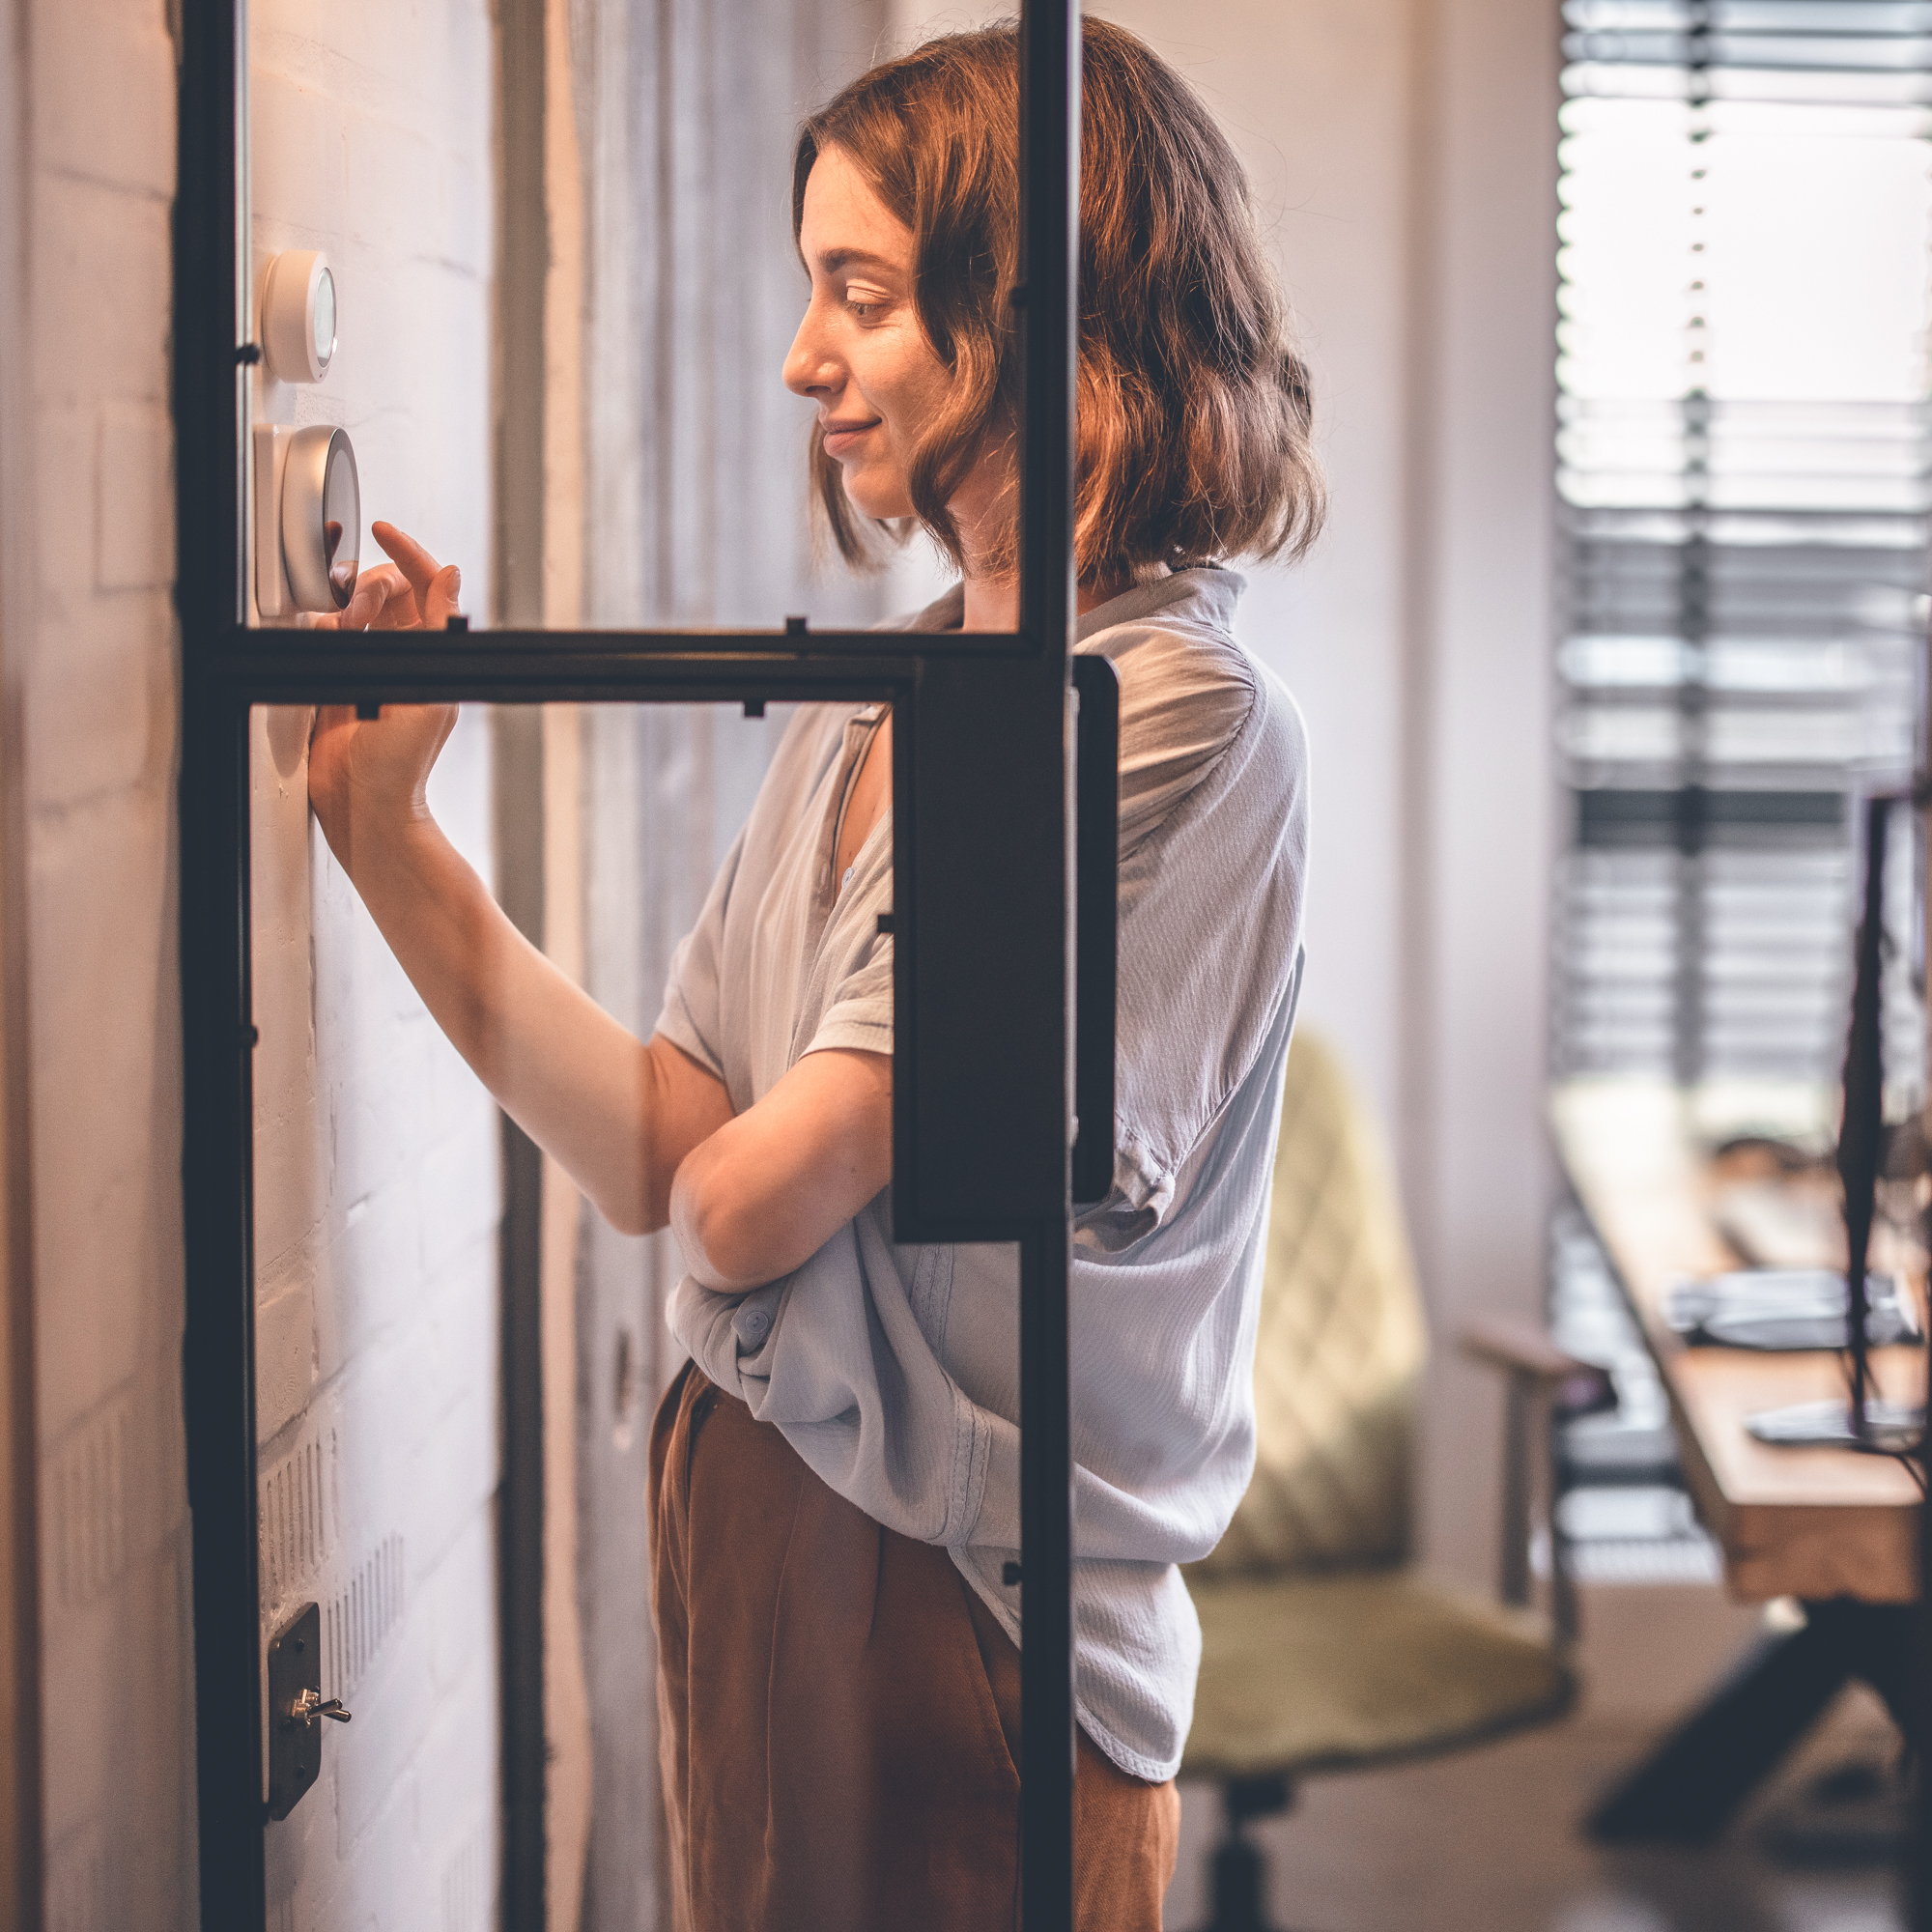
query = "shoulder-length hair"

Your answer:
(794, 16), (1323, 582)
